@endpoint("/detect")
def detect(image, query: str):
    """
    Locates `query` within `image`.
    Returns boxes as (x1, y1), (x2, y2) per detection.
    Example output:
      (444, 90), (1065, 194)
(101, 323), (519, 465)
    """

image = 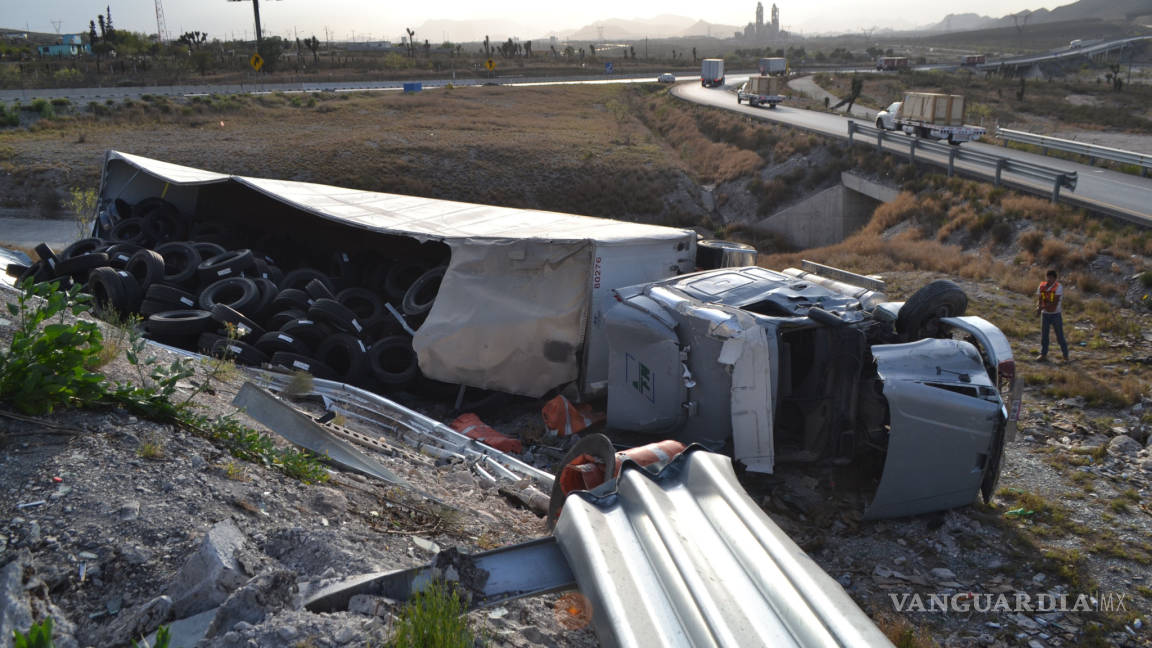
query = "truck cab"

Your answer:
(603, 262), (1019, 519)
